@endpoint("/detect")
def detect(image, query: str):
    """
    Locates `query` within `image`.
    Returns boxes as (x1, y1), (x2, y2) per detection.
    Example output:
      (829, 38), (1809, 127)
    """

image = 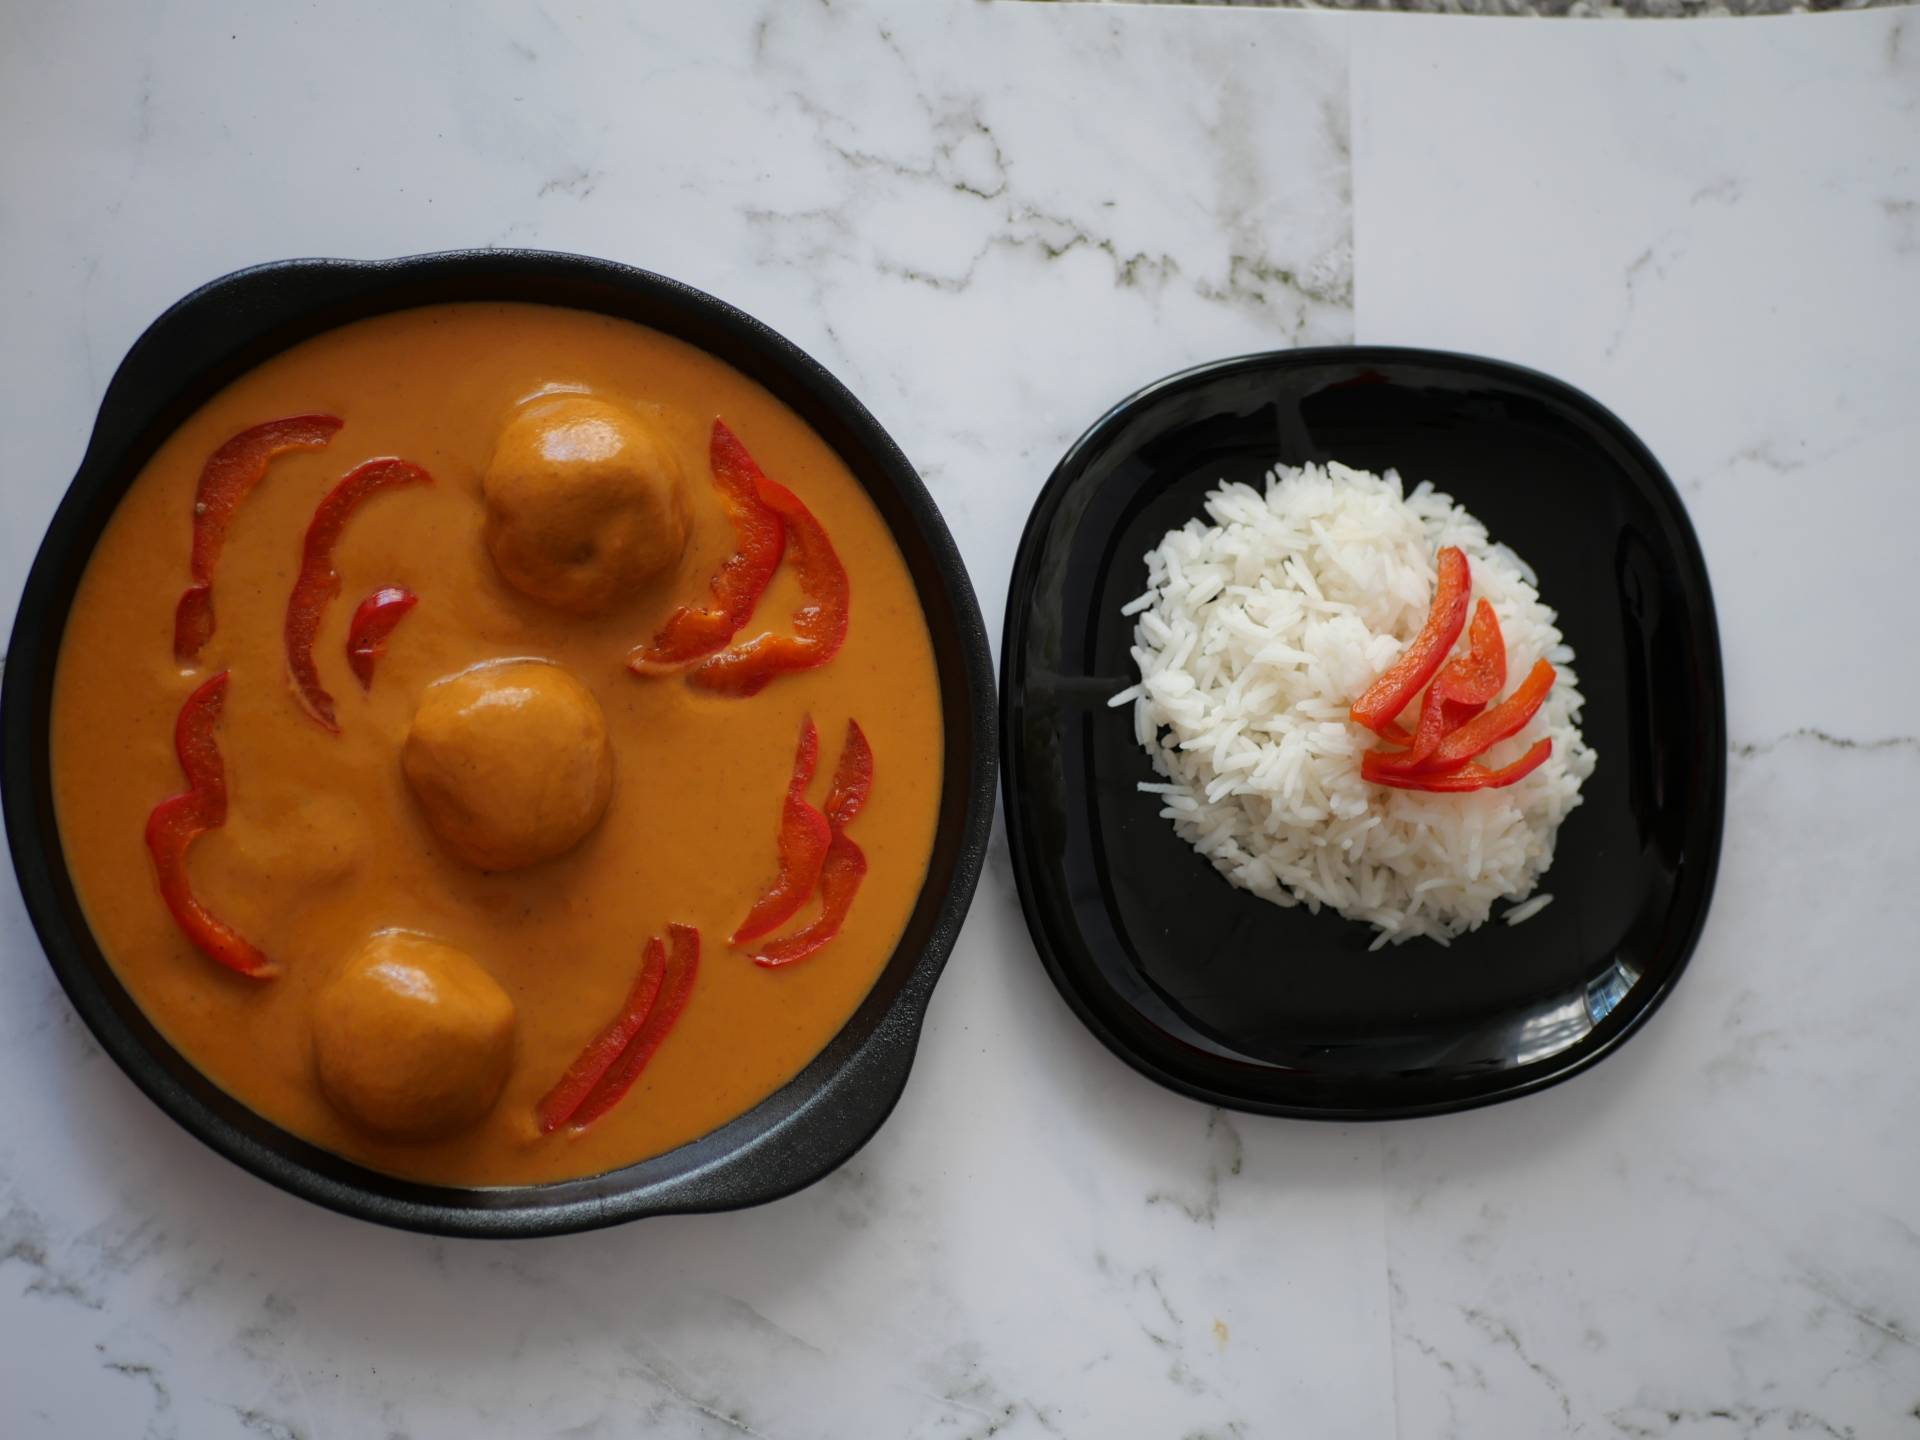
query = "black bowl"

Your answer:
(1001, 348), (1724, 1120)
(2, 250), (996, 1236)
